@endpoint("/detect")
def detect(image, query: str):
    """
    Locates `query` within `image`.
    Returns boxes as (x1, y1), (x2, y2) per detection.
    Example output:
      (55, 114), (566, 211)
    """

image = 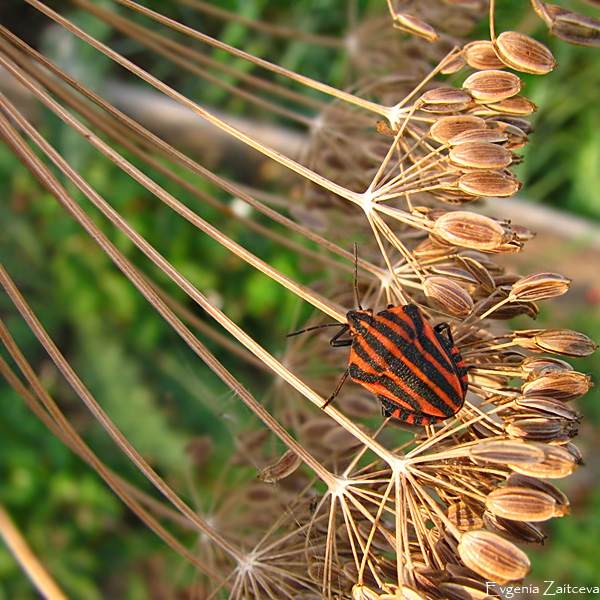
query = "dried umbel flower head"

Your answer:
(1, 1), (597, 599)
